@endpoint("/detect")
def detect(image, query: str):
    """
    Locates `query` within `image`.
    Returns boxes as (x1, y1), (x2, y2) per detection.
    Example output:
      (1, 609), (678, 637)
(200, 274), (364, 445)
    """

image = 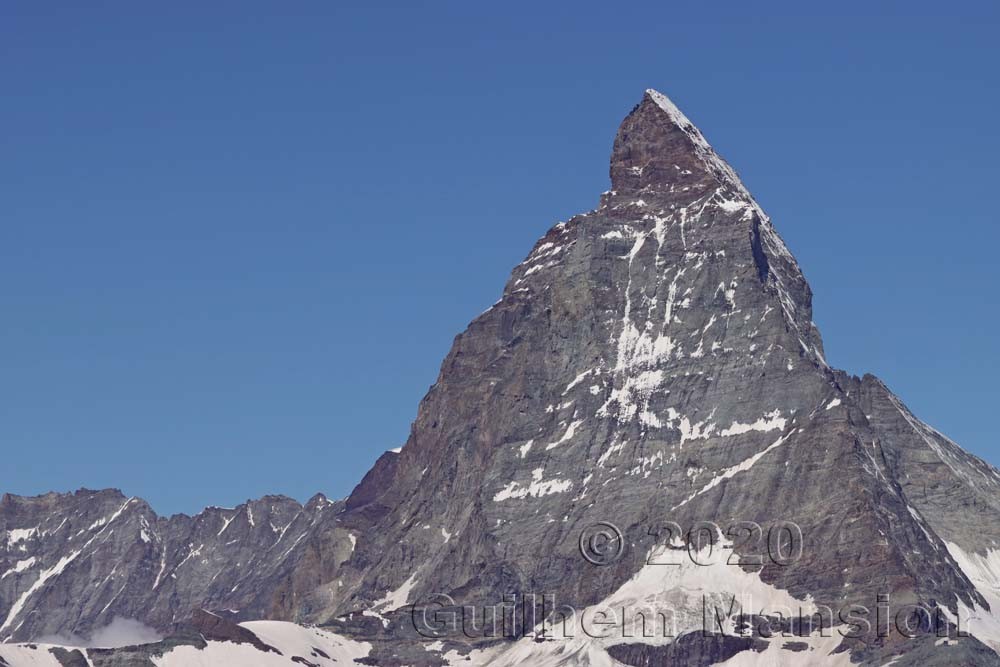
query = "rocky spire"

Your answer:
(610, 89), (743, 196)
